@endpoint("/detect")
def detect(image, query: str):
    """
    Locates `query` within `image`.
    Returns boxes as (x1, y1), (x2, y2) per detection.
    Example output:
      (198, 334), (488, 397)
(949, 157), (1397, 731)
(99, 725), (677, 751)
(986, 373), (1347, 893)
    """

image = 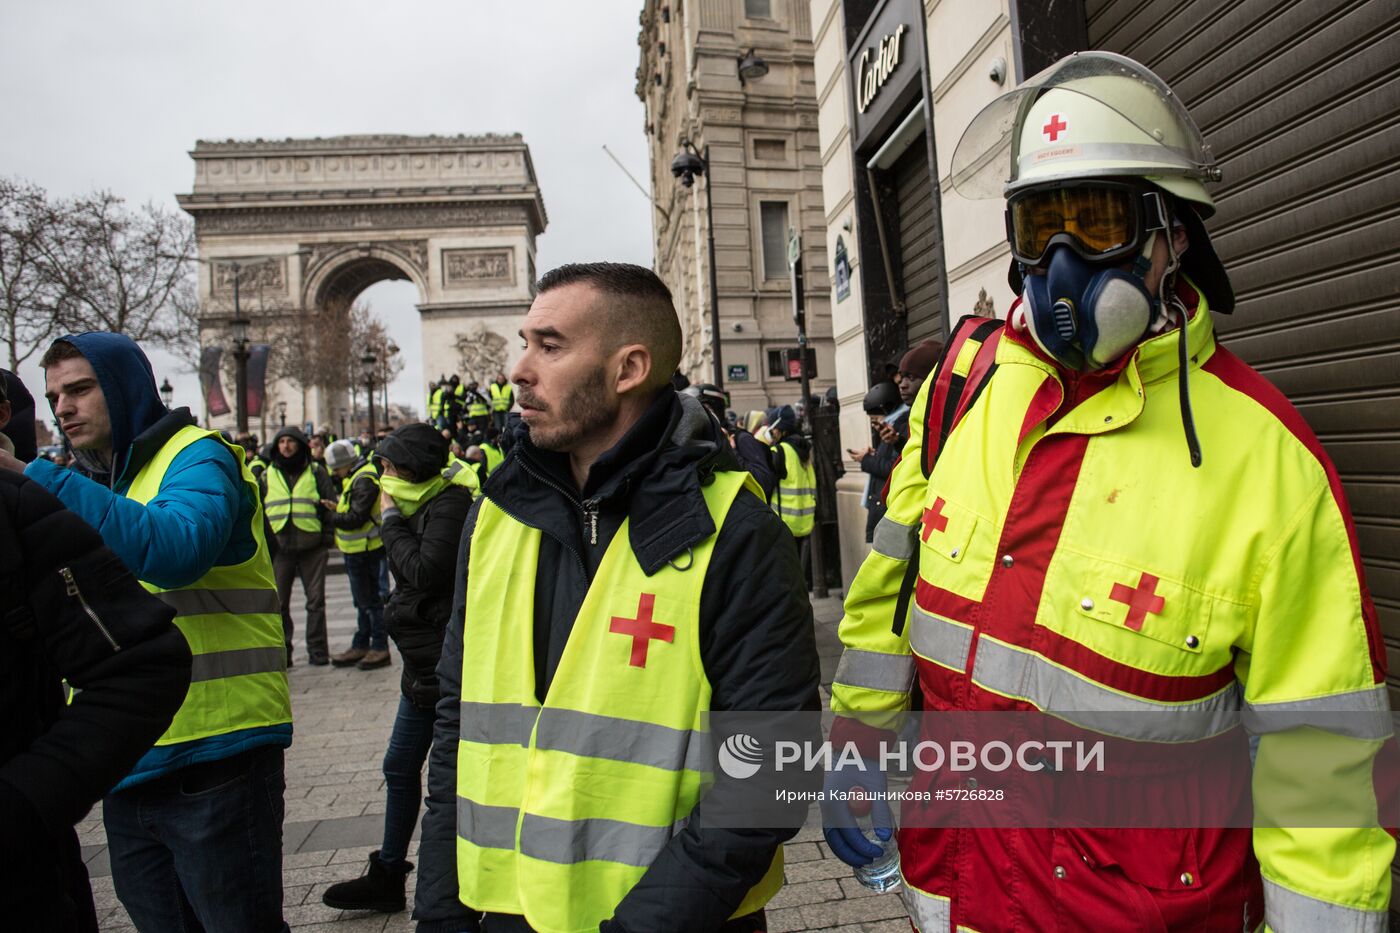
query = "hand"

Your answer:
(0, 447), (27, 474)
(380, 491), (396, 511)
(820, 758), (893, 867)
(848, 447), (873, 462)
(875, 422), (899, 445)
(319, 498), (338, 510)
